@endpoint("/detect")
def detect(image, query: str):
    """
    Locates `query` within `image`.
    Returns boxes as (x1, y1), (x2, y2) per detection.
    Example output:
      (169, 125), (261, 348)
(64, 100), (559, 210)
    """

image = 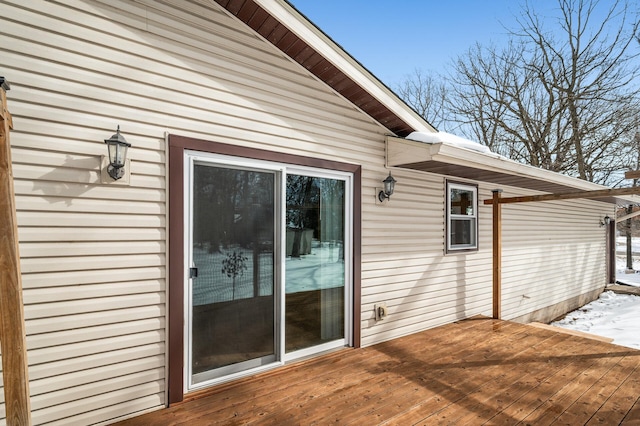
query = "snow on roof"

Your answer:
(406, 131), (493, 154)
